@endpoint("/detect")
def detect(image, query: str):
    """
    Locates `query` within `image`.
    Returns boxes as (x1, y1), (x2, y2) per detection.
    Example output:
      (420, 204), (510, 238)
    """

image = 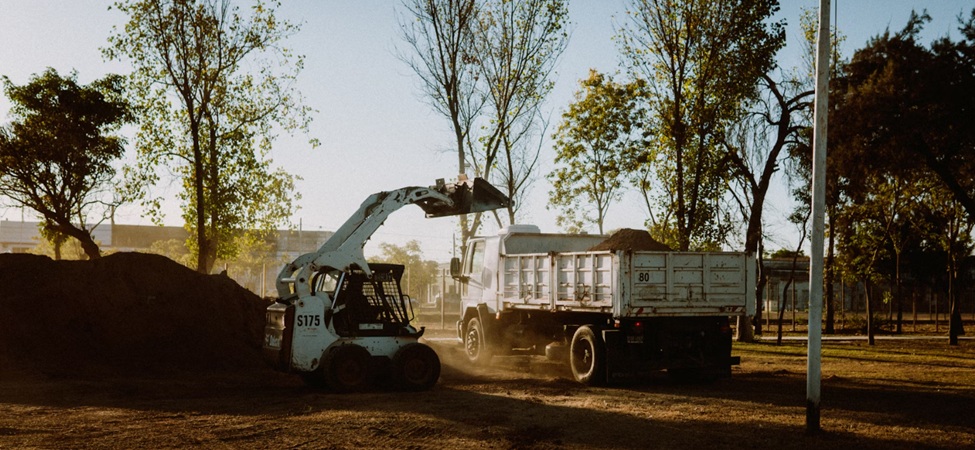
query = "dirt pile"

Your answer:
(588, 228), (672, 252)
(0, 252), (268, 374)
